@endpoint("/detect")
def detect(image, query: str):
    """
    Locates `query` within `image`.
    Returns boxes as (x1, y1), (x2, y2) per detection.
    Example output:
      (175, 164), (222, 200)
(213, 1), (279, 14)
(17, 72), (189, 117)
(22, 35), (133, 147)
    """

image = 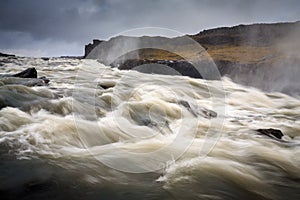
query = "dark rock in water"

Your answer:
(99, 84), (114, 89)
(178, 100), (197, 117)
(39, 76), (50, 84)
(201, 108), (217, 119)
(0, 68), (50, 86)
(178, 100), (217, 118)
(0, 77), (48, 87)
(141, 118), (157, 127)
(12, 68), (37, 78)
(256, 128), (284, 139)
(41, 57), (50, 61)
(178, 100), (191, 109)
